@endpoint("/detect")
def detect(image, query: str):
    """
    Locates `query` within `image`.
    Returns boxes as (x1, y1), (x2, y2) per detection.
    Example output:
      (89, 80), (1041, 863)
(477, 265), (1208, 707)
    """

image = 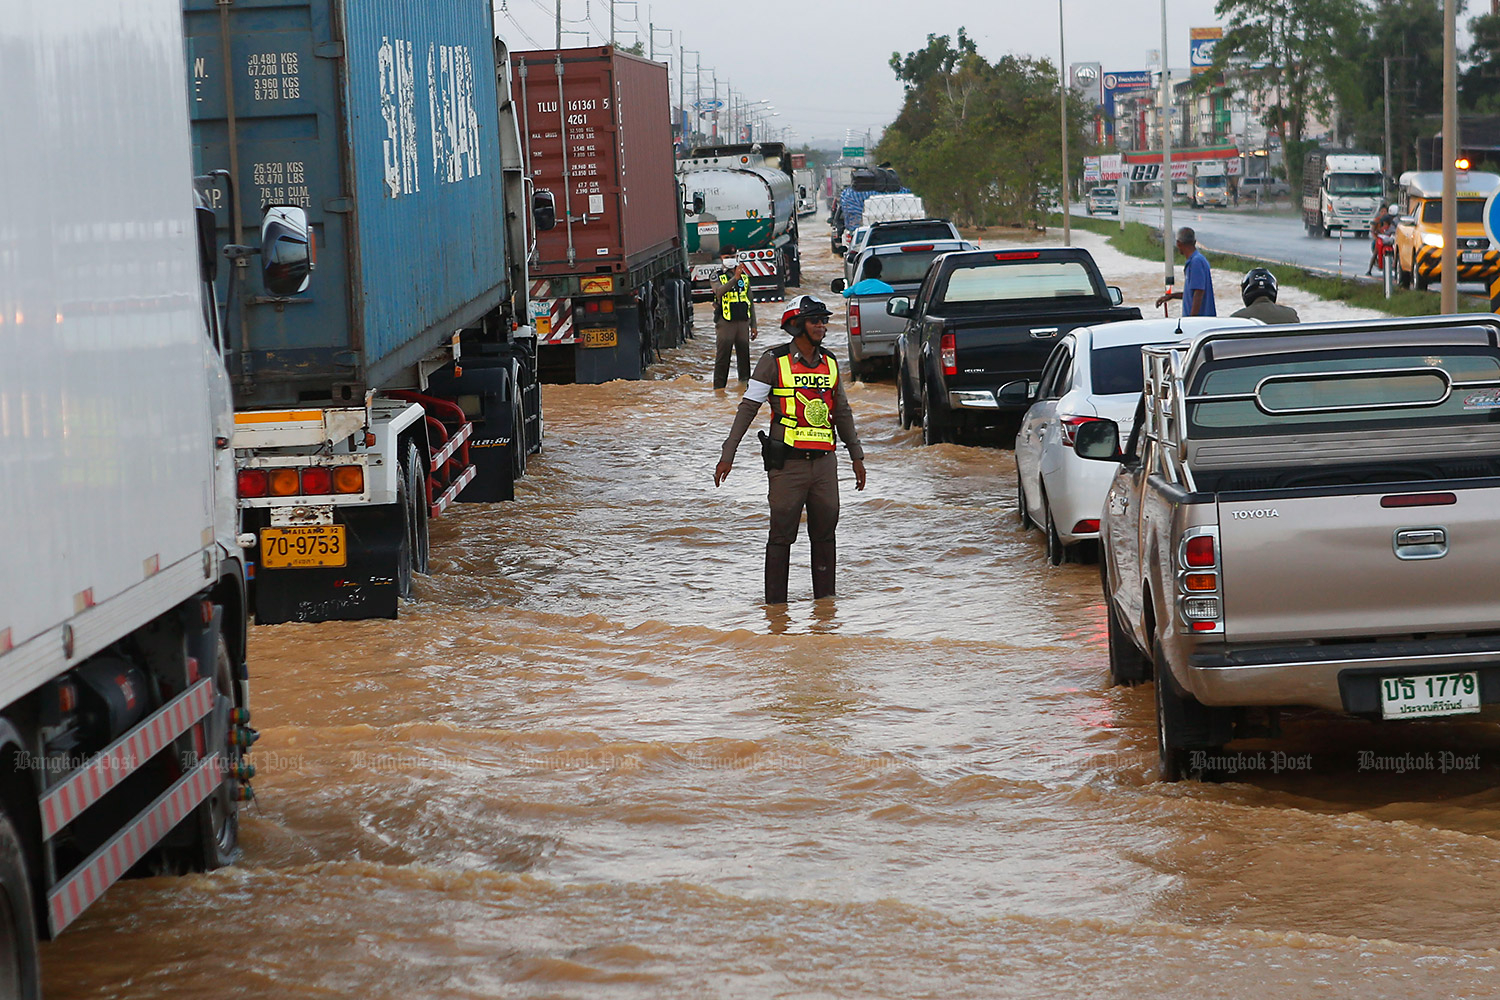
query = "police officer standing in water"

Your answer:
(714, 295), (867, 604)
